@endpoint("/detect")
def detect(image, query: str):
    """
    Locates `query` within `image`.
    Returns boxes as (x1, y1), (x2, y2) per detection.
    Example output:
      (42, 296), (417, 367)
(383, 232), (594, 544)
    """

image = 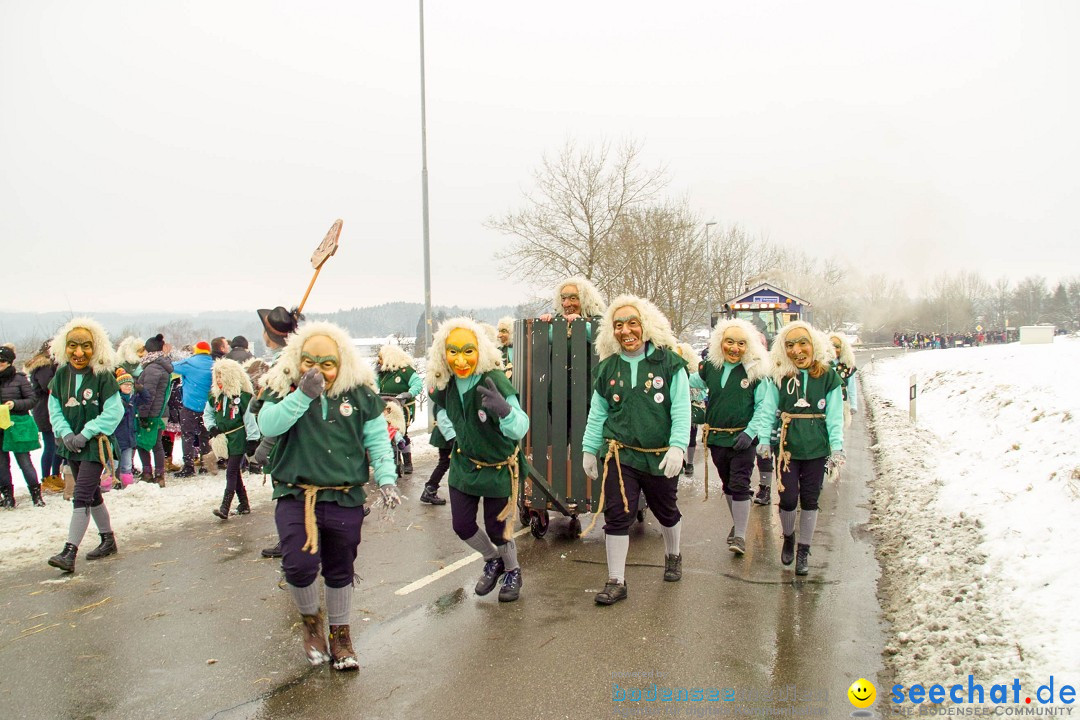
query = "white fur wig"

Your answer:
(116, 336), (144, 365)
(426, 316), (503, 391)
(263, 321), (376, 398)
(481, 322), (499, 345)
(384, 400), (406, 433)
(675, 343), (697, 365)
(211, 358), (254, 399)
(50, 317), (116, 375)
(769, 320), (833, 382)
(552, 275), (606, 317)
(706, 318), (769, 383)
(496, 316), (515, 336)
(377, 343), (415, 373)
(594, 294), (679, 361)
(828, 332), (856, 367)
